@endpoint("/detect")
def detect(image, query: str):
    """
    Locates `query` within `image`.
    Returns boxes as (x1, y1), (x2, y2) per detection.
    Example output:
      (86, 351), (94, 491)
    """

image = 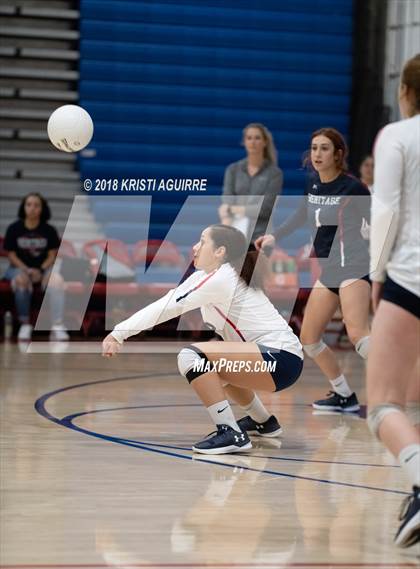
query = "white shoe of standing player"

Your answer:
(49, 324), (69, 341)
(17, 323), (33, 341)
